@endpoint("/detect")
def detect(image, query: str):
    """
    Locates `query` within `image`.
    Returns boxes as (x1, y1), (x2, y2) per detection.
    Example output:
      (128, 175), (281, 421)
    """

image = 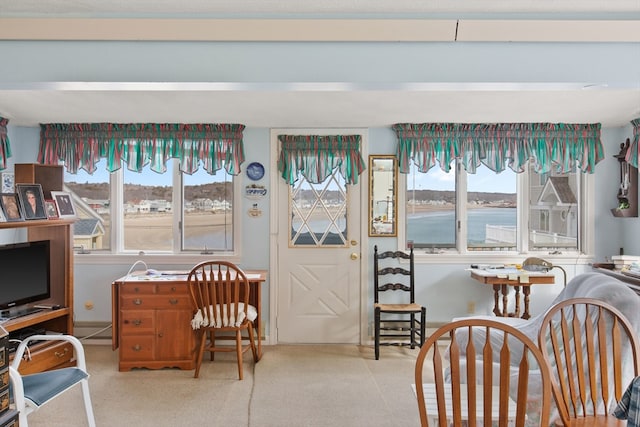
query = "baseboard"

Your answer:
(74, 321), (113, 340)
